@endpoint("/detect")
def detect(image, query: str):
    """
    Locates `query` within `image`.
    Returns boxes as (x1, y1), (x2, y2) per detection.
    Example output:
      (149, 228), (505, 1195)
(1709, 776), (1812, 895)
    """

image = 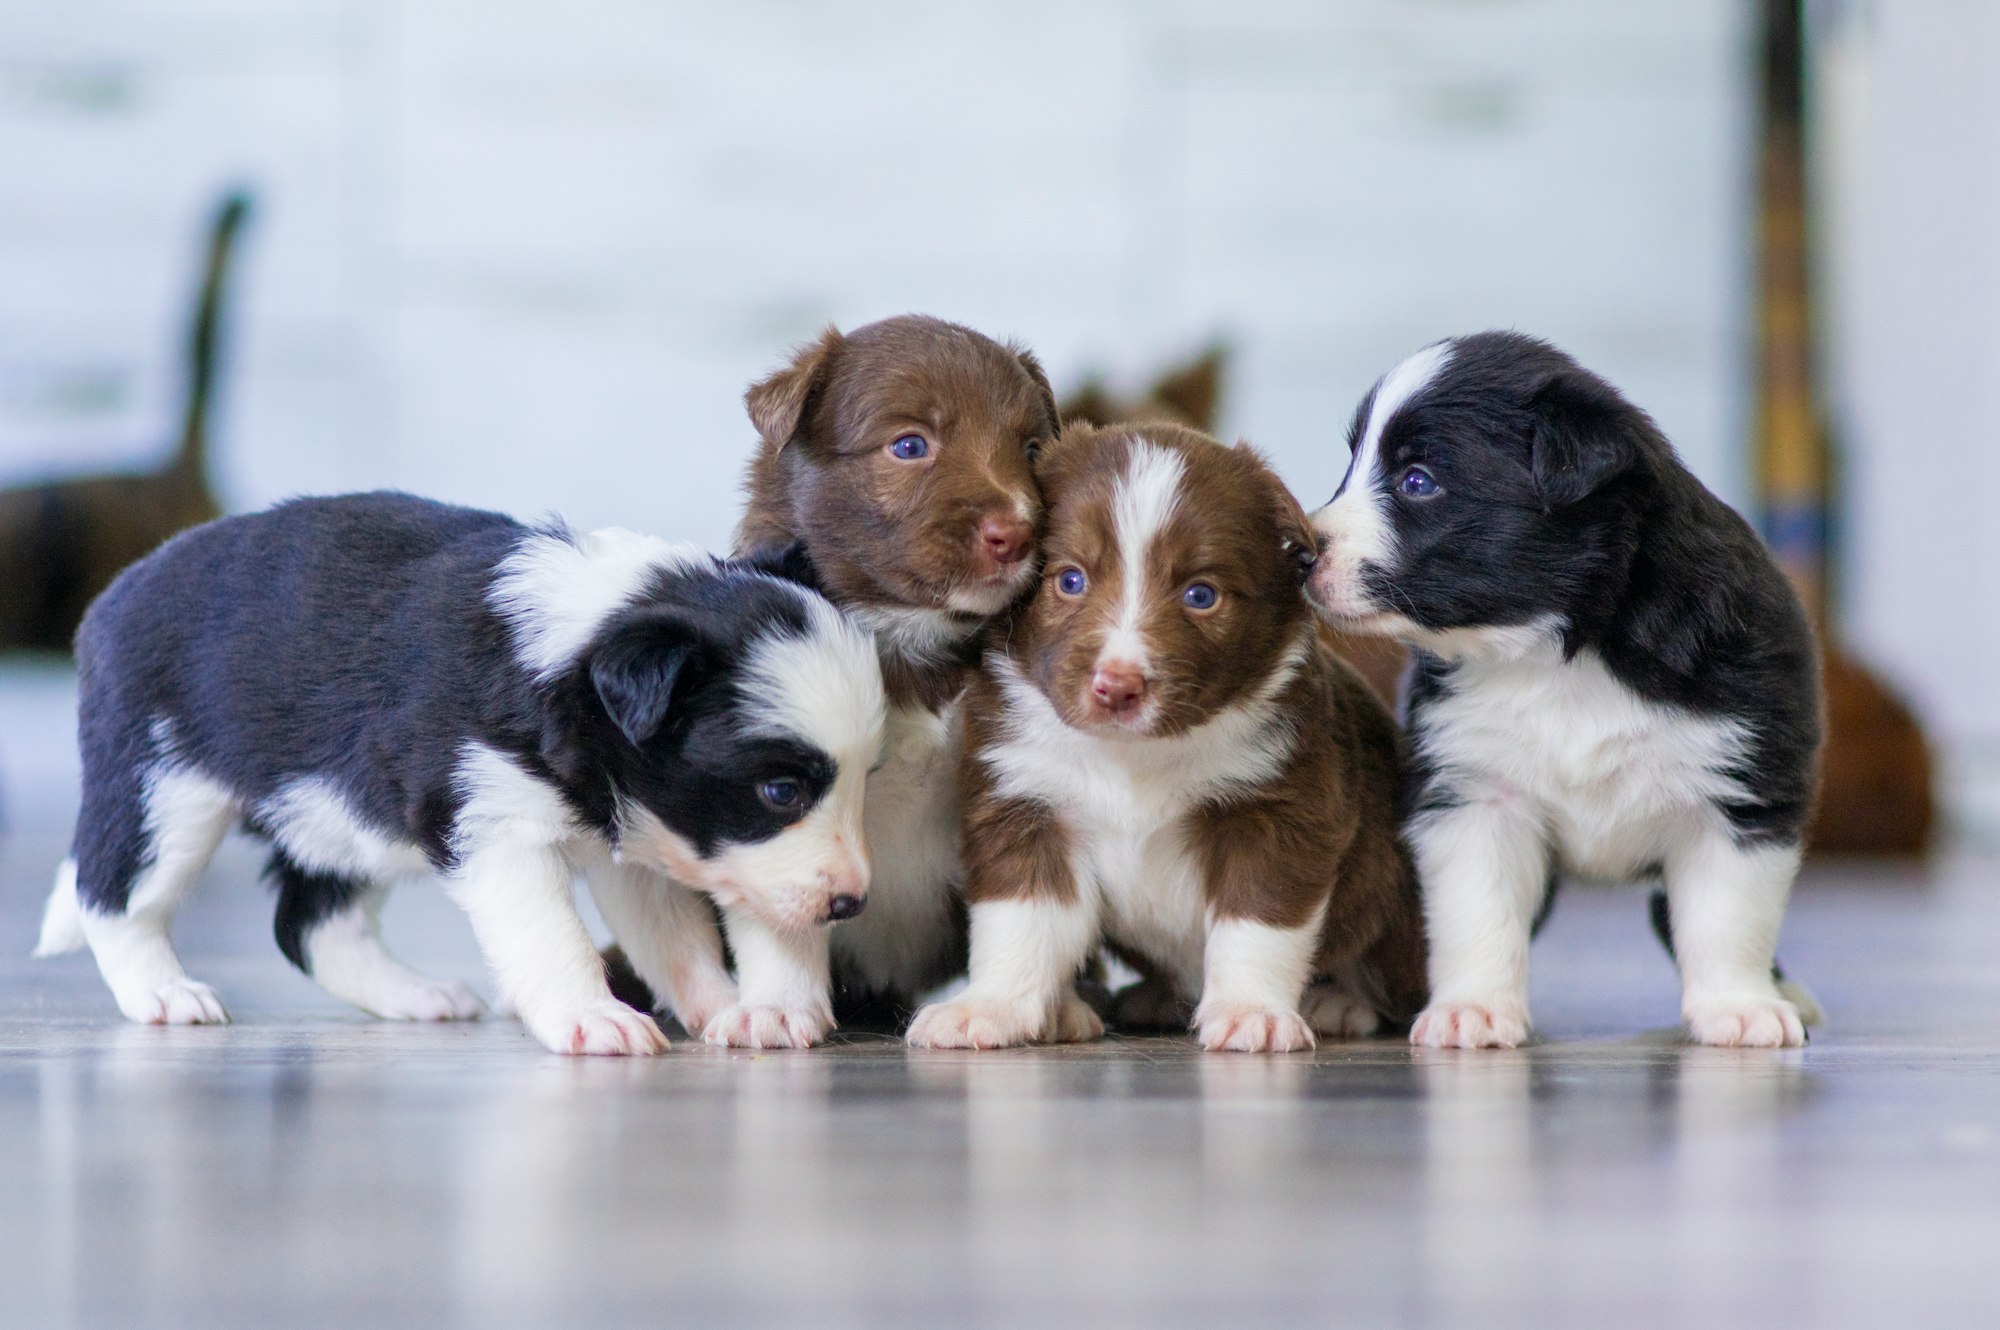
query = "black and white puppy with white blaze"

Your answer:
(33, 492), (884, 1056)
(1306, 332), (1823, 1049)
